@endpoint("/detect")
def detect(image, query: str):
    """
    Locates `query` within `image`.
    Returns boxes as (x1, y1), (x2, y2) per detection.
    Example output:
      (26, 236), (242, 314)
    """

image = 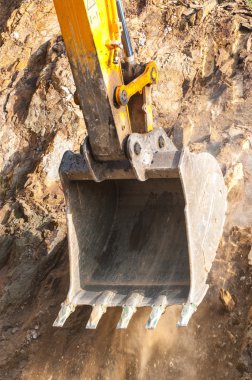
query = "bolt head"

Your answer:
(119, 89), (128, 106)
(158, 136), (165, 149)
(134, 142), (142, 155)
